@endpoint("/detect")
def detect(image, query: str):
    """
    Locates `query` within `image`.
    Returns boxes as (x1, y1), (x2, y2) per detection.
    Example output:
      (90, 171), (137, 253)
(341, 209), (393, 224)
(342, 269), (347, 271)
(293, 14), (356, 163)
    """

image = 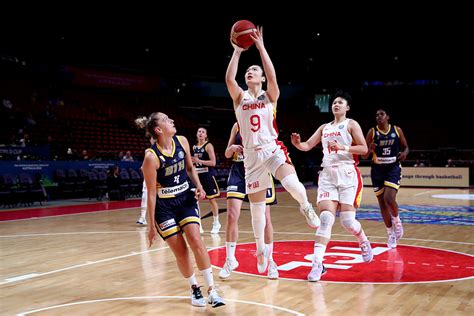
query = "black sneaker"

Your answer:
(321, 264), (327, 275)
(191, 285), (206, 307)
(208, 288), (225, 308)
